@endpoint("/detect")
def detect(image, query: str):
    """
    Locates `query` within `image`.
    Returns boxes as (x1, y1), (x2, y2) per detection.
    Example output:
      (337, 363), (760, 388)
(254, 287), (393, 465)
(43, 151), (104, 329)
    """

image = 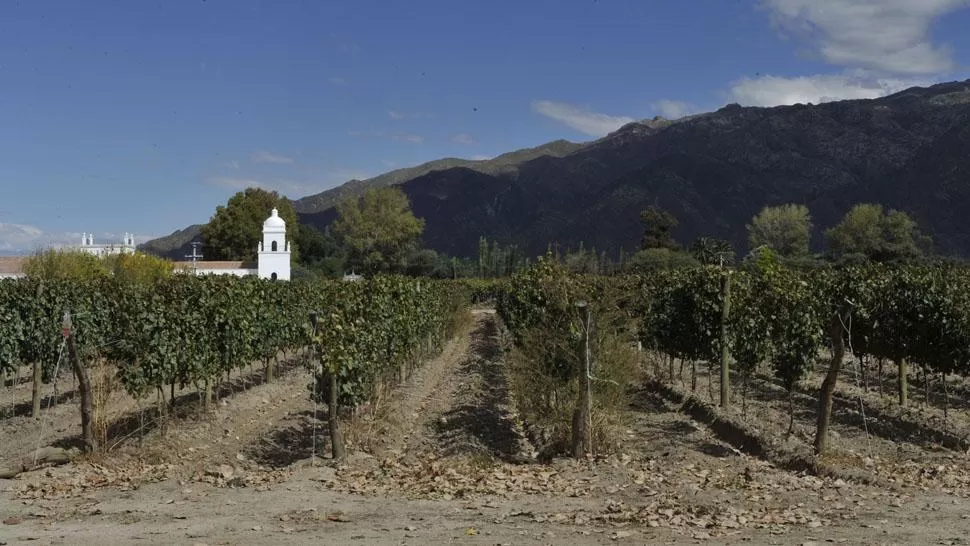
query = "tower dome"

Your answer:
(258, 207), (291, 281)
(263, 208), (286, 229)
